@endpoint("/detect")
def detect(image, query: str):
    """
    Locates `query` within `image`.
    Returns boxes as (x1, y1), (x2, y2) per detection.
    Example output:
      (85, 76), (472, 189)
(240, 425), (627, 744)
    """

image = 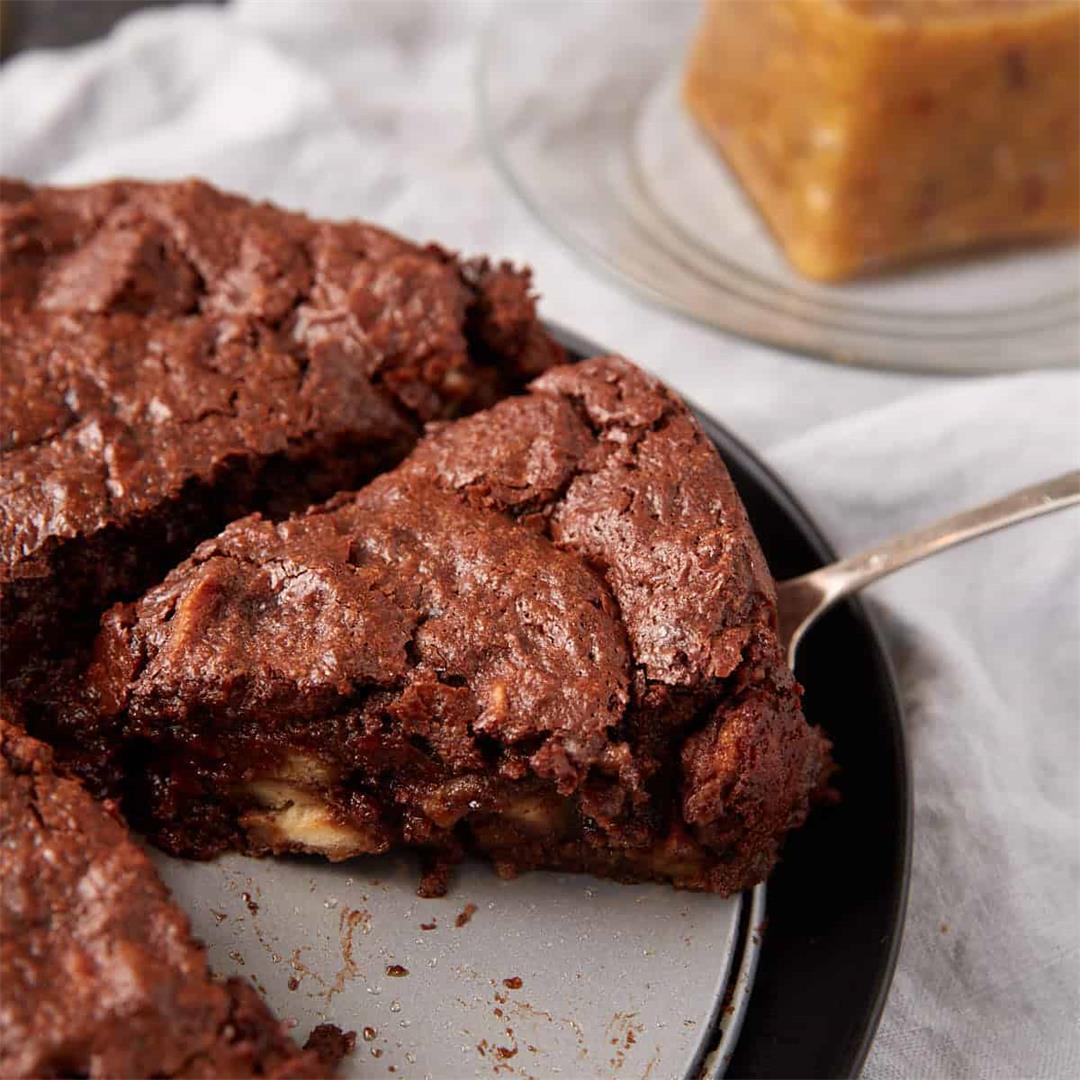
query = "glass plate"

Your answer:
(478, 0), (1080, 373)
